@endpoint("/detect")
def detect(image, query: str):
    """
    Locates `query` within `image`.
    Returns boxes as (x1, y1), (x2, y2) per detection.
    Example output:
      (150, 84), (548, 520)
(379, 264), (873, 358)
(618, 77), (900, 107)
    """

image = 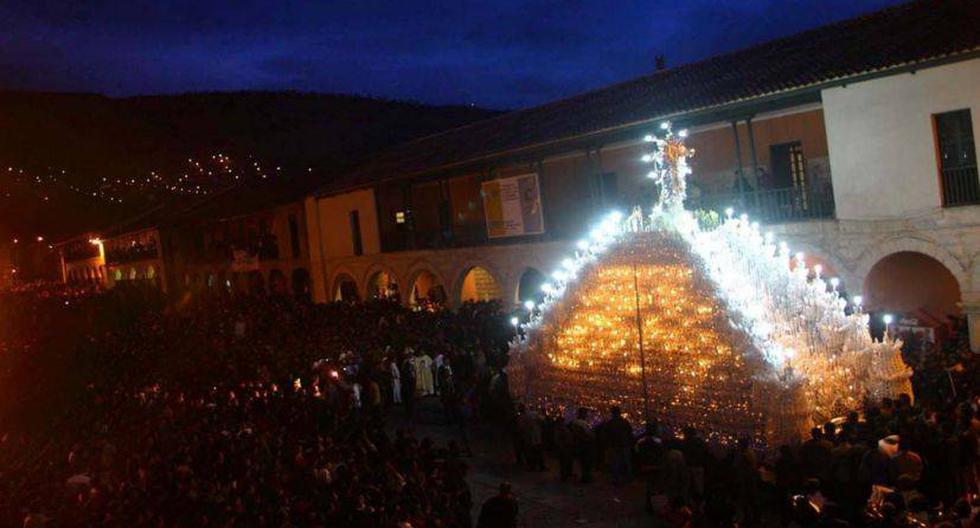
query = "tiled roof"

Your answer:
(325, 0), (980, 194)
